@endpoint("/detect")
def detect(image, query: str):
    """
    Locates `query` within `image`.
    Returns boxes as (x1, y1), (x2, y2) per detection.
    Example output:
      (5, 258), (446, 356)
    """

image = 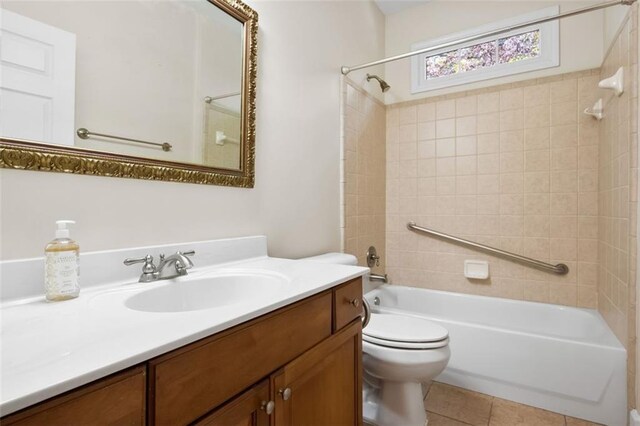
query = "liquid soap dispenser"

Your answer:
(45, 220), (80, 301)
